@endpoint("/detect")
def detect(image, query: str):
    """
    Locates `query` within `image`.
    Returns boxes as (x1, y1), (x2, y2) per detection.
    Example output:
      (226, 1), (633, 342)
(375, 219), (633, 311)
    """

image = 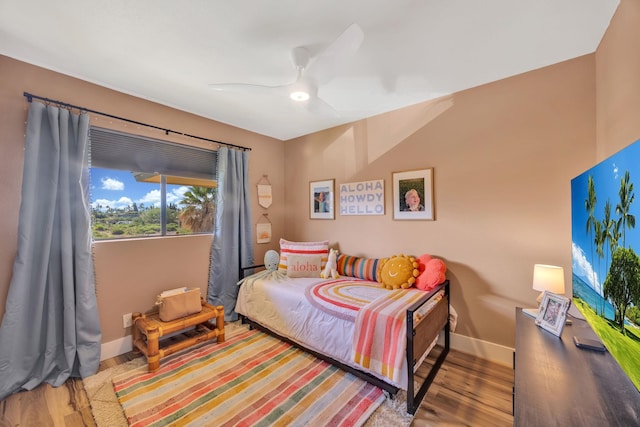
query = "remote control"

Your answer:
(573, 336), (606, 352)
